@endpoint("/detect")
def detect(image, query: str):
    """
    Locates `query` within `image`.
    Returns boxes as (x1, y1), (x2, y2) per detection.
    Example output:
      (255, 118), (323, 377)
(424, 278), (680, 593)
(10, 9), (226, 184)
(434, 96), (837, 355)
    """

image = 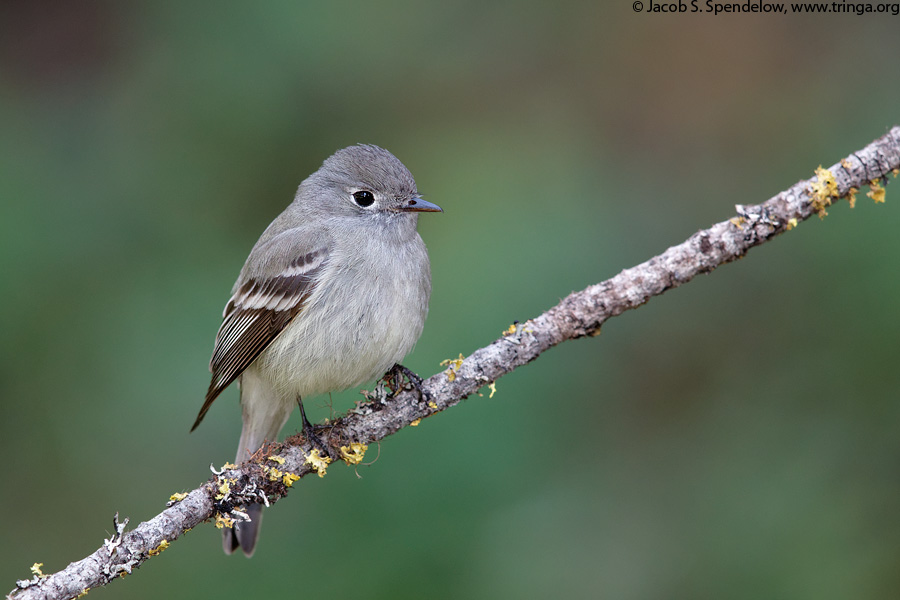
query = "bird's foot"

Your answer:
(381, 363), (428, 401)
(296, 396), (330, 457)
